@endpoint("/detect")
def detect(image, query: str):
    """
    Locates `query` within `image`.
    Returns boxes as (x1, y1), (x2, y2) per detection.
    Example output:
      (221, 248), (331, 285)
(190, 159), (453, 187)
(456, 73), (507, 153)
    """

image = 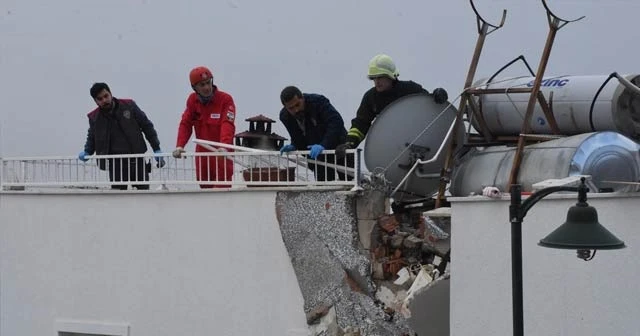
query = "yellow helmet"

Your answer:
(368, 54), (399, 80)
